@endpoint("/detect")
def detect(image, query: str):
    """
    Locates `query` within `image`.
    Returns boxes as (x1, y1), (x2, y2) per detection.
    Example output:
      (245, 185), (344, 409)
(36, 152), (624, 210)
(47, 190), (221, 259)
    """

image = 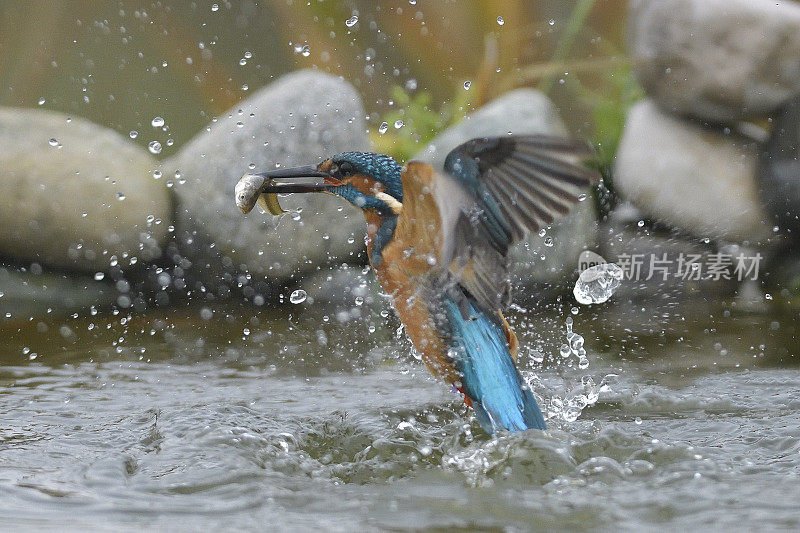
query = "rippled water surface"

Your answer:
(1, 297), (799, 531)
